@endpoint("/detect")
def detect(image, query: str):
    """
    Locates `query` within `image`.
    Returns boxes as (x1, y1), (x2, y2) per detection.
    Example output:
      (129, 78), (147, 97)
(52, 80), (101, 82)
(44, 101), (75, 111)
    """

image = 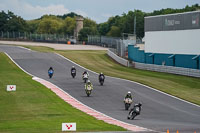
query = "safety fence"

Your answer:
(0, 31), (69, 44)
(88, 35), (135, 57)
(107, 49), (200, 78)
